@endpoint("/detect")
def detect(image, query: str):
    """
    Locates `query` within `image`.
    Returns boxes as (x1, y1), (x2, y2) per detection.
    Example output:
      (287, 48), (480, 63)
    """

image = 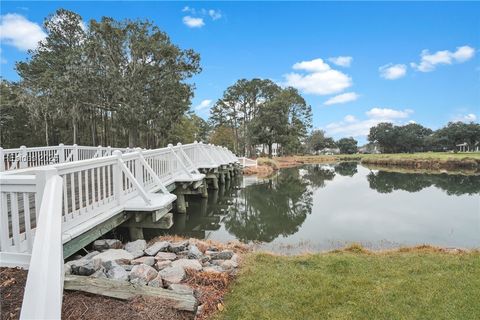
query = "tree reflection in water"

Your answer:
(223, 168), (313, 242)
(367, 170), (480, 196)
(334, 162), (358, 177)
